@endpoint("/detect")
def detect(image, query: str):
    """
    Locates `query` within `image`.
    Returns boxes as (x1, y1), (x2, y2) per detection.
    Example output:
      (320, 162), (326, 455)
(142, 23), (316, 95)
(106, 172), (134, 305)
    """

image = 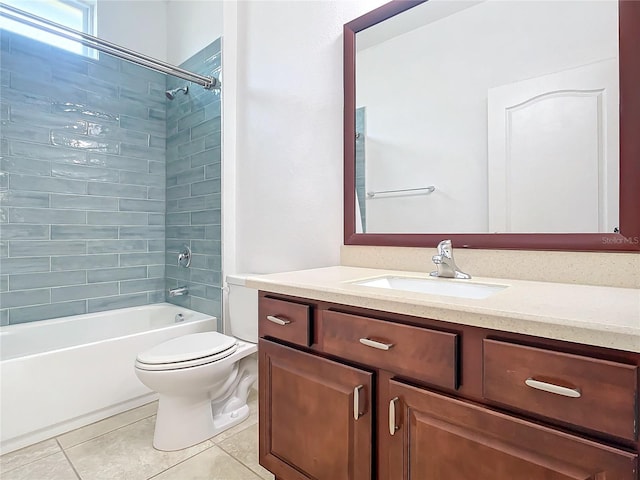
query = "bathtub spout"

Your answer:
(168, 286), (188, 297)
